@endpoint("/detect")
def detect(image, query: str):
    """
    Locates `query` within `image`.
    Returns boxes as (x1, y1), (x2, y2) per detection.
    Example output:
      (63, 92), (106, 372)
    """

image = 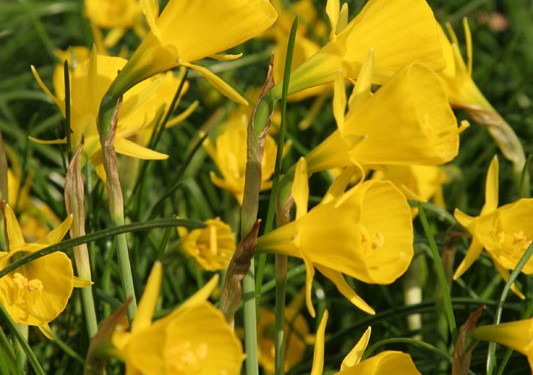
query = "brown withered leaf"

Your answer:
(452, 305), (485, 375)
